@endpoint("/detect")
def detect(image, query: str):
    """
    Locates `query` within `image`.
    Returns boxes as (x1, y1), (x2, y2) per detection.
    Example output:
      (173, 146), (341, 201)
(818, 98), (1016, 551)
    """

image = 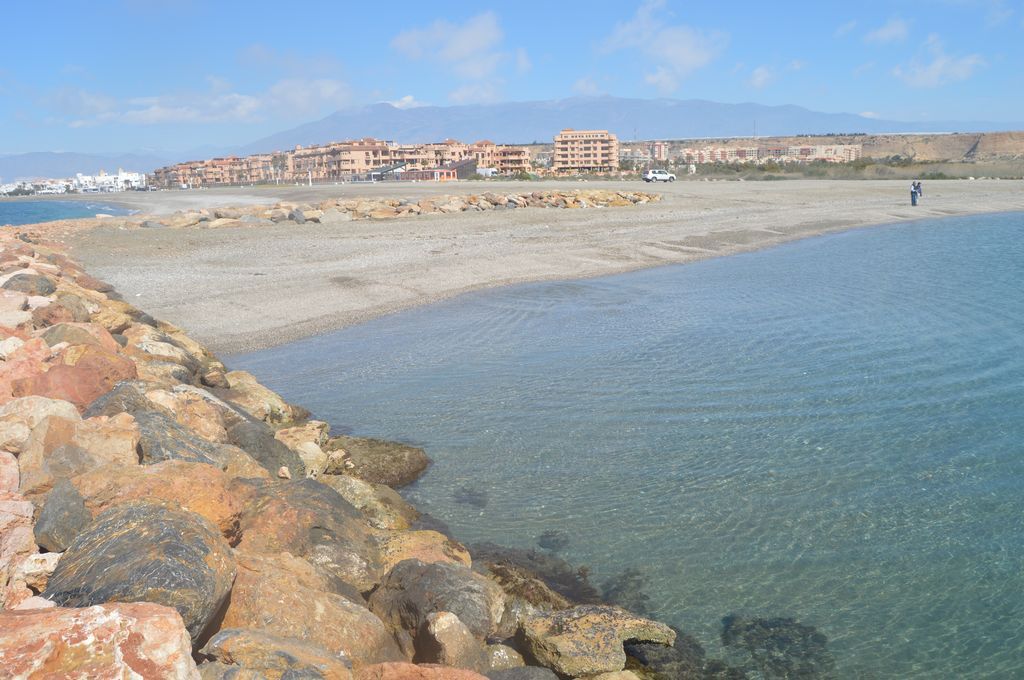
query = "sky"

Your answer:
(1, 0), (1021, 154)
